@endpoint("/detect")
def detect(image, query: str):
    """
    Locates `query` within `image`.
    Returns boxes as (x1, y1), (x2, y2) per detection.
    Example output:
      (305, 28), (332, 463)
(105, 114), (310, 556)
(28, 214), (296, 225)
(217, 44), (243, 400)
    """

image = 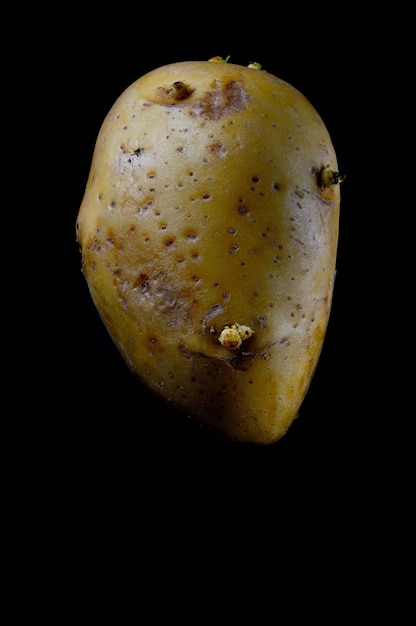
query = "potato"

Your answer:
(76, 58), (343, 445)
